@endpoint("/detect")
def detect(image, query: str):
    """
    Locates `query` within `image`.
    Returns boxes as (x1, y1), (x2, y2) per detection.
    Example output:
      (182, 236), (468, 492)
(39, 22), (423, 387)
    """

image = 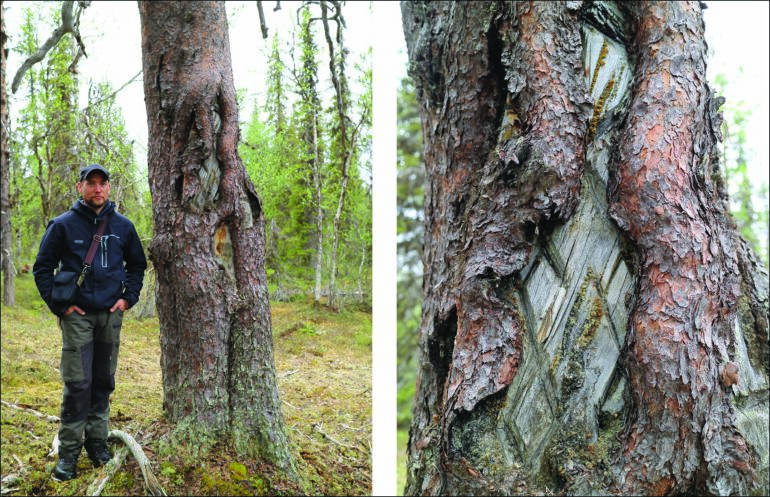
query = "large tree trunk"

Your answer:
(403, 2), (769, 496)
(138, 1), (295, 474)
(1, 0), (14, 306)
